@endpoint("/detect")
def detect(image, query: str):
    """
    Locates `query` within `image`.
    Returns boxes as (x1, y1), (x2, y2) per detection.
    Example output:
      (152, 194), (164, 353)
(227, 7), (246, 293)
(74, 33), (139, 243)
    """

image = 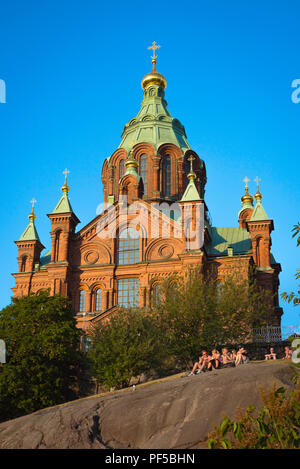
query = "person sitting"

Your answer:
(282, 346), (292, 360)
(235, 347), (247, 366)
(231, 350), (237, 361)
(188, 350), (212, 376)
(265, 347), (277, 360)
(207, 349), (221, 370)
(220, 348), (234, 368)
